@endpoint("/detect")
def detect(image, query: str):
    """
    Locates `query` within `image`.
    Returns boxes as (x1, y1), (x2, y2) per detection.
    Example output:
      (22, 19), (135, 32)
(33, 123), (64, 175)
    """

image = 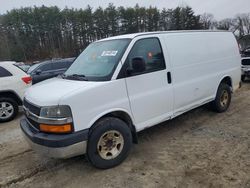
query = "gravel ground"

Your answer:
(0, 82), (250, 188)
